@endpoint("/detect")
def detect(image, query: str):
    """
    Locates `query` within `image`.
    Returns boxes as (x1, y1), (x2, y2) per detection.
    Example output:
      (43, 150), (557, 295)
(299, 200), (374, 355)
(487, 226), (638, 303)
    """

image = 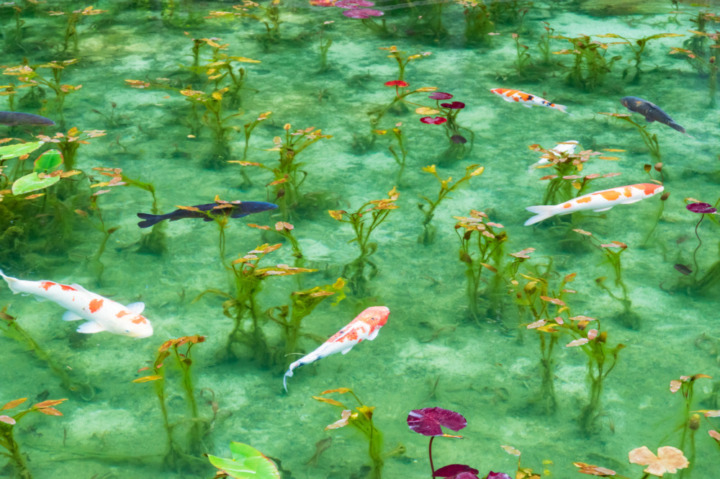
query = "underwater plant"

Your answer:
(133, 335), (208, 469)
(685, 202), (718, 282)
(317, 21), (334, 73)
(197, 243), (316, 364)
(407, 407), (477, 478)
(0, 396), (67, 479)
(419, 164), (484, 244)
(51, 6), (106, 55)
(379, 45), (432, 83)
(572, 229), (640, 329)
(574, 445), (689, 478)
(208, 1), (283, 44)
(668, 373), (712, 476)
(457, 0), (495, 45)
(552, 34), (622, 91)
(454, 210), (508, 324)
(512, 33), (533, 78)
(670, 33), (720, 107)
(4, 59), (82, 128)
(372, 123), (408, 183)
(207, 441), (281, 478)
(677, 201), (720, 295)
(599, 112), (663, 173)
(36, 128), (106, 172)
(0, 307), (91, 398)
(313, 387), (384, 479)
(417, 91), (474, 160)
(598, 32), (682, 83)
(328, 187), (399, 295)
(267, 278), (346, 365)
